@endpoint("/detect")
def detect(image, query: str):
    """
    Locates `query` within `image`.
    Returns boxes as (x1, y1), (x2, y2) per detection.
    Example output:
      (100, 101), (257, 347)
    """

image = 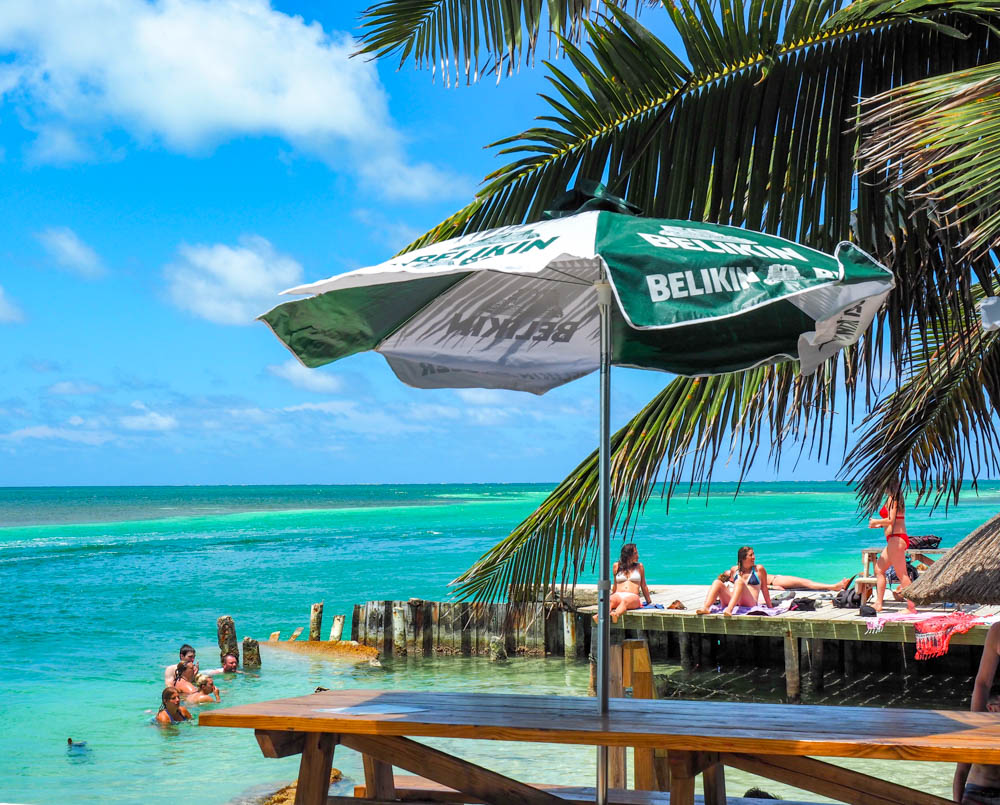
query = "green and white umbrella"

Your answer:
(260, 208), (893, 804)
(264, 211), (891, 387)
